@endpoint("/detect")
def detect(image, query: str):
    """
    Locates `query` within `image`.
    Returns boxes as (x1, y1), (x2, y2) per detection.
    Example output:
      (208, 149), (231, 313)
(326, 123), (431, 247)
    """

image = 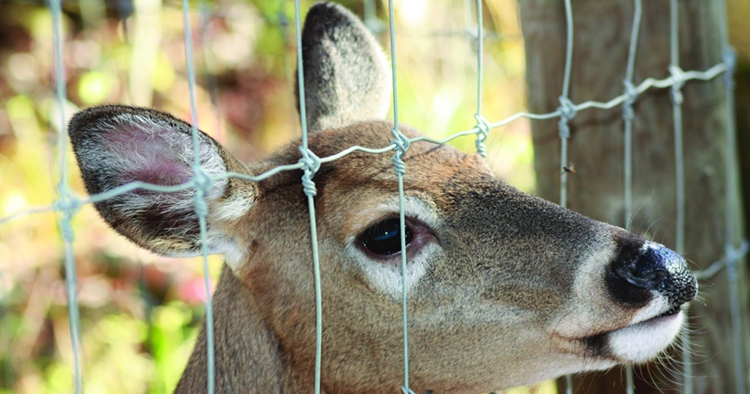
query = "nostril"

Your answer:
(617, 264), (667, 290)
(615, 249), (669, 290)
